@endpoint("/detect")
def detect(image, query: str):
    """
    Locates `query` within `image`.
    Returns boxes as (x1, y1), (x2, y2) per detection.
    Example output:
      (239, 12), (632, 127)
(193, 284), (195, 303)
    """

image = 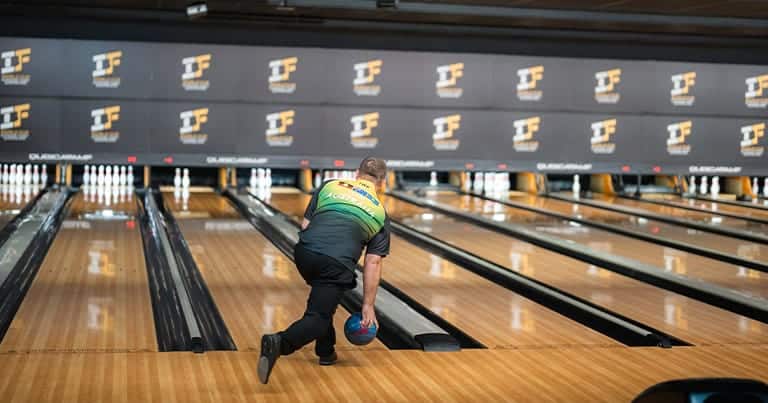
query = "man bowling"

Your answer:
(258, 157), (391, 384)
